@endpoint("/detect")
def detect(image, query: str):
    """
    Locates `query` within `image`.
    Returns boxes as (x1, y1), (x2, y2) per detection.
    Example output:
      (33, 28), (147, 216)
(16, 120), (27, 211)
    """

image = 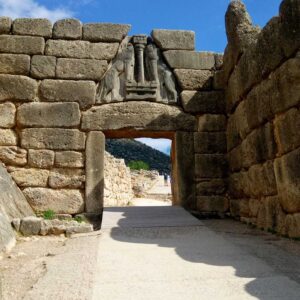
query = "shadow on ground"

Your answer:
(103, 206), (300, 300)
